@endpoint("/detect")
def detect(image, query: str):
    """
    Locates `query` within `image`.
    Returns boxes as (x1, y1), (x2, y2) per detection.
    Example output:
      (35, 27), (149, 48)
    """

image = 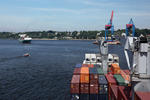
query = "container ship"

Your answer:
(70, 35), (150, 100)
(70, 10), (150, 100)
